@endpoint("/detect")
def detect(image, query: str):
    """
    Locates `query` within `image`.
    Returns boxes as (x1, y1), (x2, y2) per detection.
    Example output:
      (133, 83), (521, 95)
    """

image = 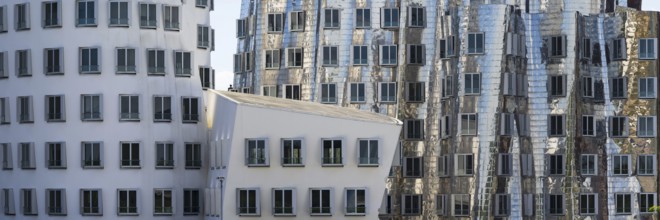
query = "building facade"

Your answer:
(234, 0), (659, 219)
(0, 0), (215, 219)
